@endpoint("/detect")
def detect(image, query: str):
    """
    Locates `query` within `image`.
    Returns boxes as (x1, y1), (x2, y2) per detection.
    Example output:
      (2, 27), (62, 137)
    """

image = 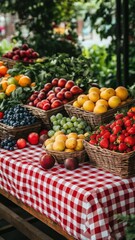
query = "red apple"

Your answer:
(39, 153), (55, 170)
(61, 88), (67, 93)
(54, 86), (62, 94)
(64, 91), (73, 100)
(44, 83), (53, 92)
(50, 97), (57, 103)
(62, 99), (68, 104)
(42, 103), (51, 110)
(56, 91), (65, 100)
(51, 99), (63, 109)
(47, 93), (56, 101)
(34, 98), (40, 106)
(70, 86), (83, 95)
(16, 138), (27, 149)
(36, 101), (44, 109)
(65, 80), (75, 90)
(27, 132), (39, 145)
(64, 157), (79, 170)
(52, 78), (59, 86)
(38, 92), (46, 100)
(20, 50), (26, 58)
(58, 78), (67, 88)
(40, 129), (48, 136)
(39, 134), (48, 144)
(29, 93), (38, 101)
(41, 99), (50, 105)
